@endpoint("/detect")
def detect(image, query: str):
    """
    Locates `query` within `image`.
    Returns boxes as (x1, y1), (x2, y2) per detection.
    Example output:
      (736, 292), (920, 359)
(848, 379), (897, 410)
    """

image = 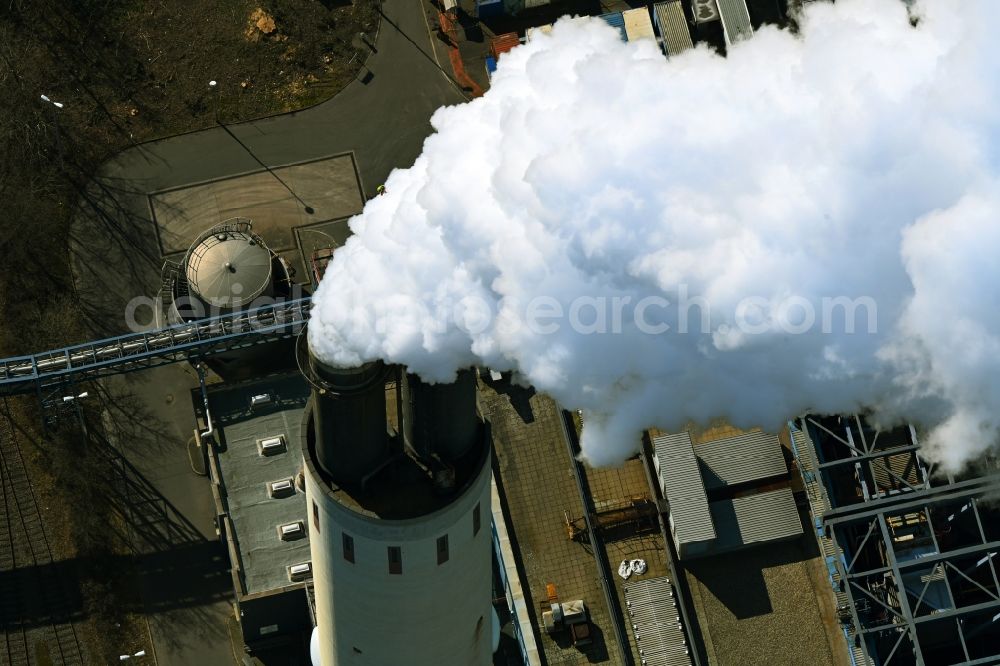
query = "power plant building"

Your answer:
(203, 375), (315, 654)
(200, 345), (498, 663)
